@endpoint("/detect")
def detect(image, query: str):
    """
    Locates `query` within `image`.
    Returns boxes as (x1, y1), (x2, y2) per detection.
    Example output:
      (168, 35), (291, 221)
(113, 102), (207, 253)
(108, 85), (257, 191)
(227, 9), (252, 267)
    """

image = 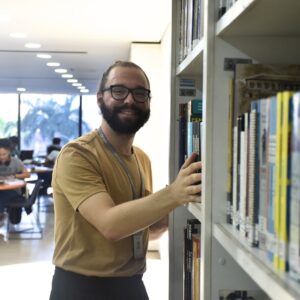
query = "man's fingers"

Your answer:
(181, 153), (198, 169)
